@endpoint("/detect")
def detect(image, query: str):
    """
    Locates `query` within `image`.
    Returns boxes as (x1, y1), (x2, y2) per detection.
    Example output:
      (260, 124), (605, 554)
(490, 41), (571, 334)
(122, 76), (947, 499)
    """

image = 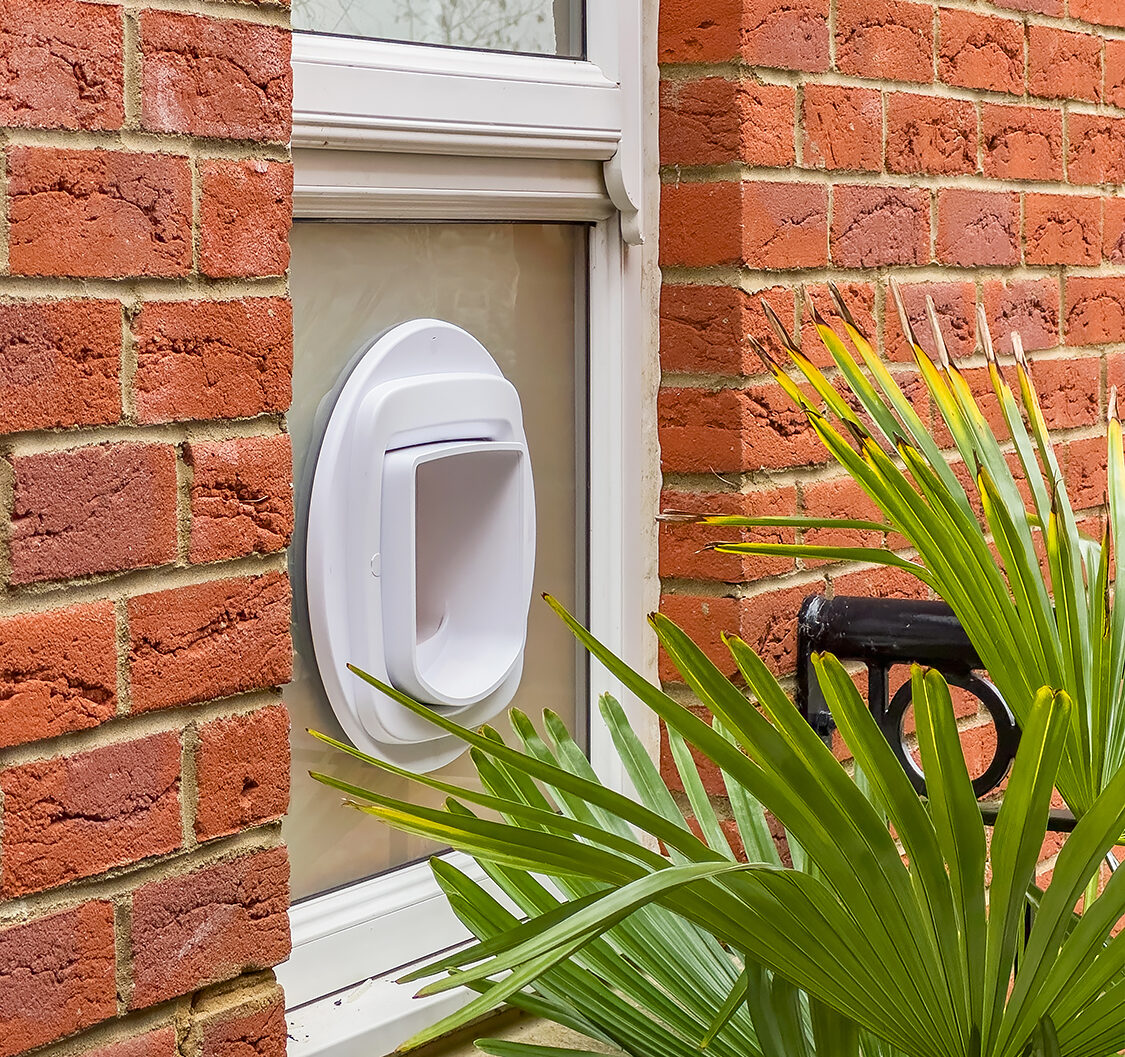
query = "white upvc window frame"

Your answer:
(282, 8), (655, 1055)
